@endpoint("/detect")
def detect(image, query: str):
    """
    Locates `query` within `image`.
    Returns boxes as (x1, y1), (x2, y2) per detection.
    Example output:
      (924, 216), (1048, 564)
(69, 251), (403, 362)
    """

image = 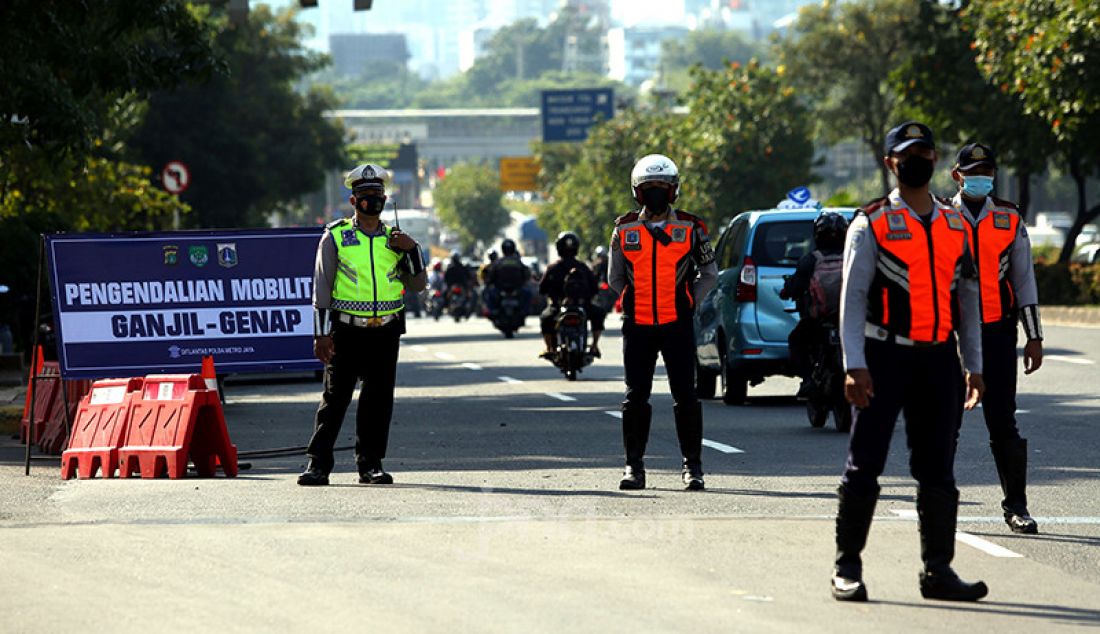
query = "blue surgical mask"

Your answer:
(961, 175), (994, 198)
